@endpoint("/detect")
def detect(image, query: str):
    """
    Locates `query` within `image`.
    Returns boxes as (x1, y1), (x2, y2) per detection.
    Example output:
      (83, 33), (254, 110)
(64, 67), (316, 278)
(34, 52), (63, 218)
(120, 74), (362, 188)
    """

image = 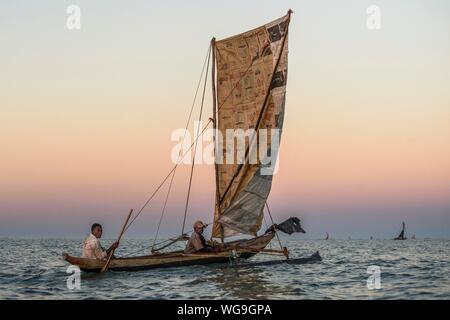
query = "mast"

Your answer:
(211, 37), (224, 243)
